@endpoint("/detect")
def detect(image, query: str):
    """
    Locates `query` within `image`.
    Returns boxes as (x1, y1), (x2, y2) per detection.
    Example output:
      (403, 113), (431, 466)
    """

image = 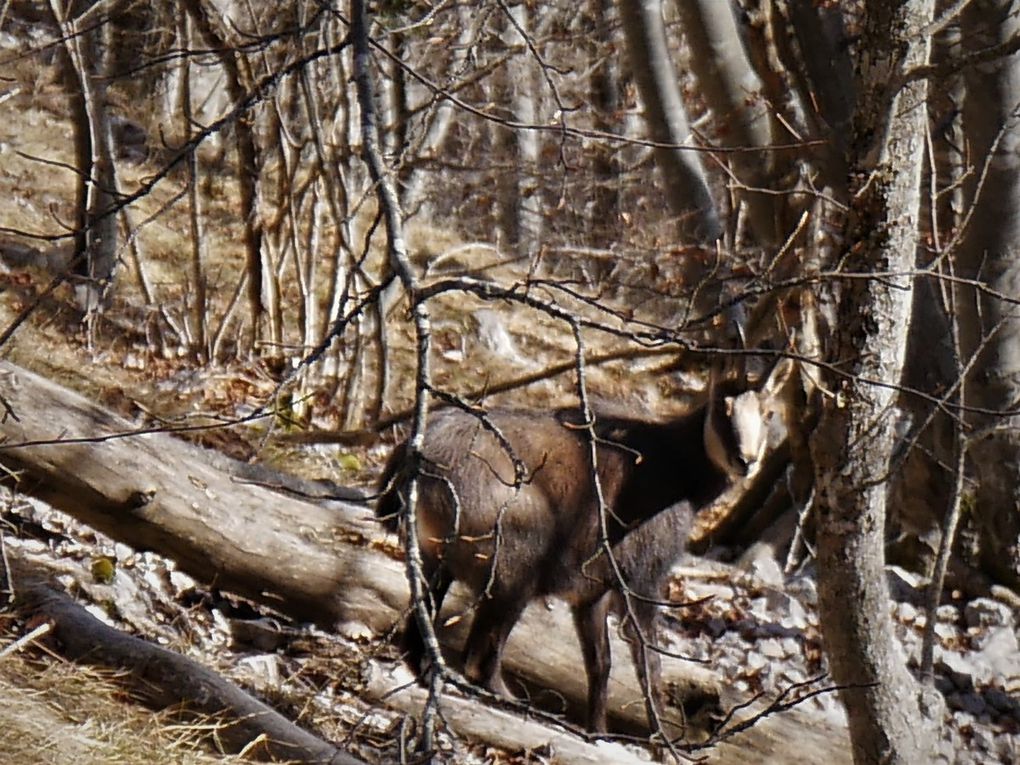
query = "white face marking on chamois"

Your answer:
(704, 391), (767, 478)
(731, 390), (767, 472)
